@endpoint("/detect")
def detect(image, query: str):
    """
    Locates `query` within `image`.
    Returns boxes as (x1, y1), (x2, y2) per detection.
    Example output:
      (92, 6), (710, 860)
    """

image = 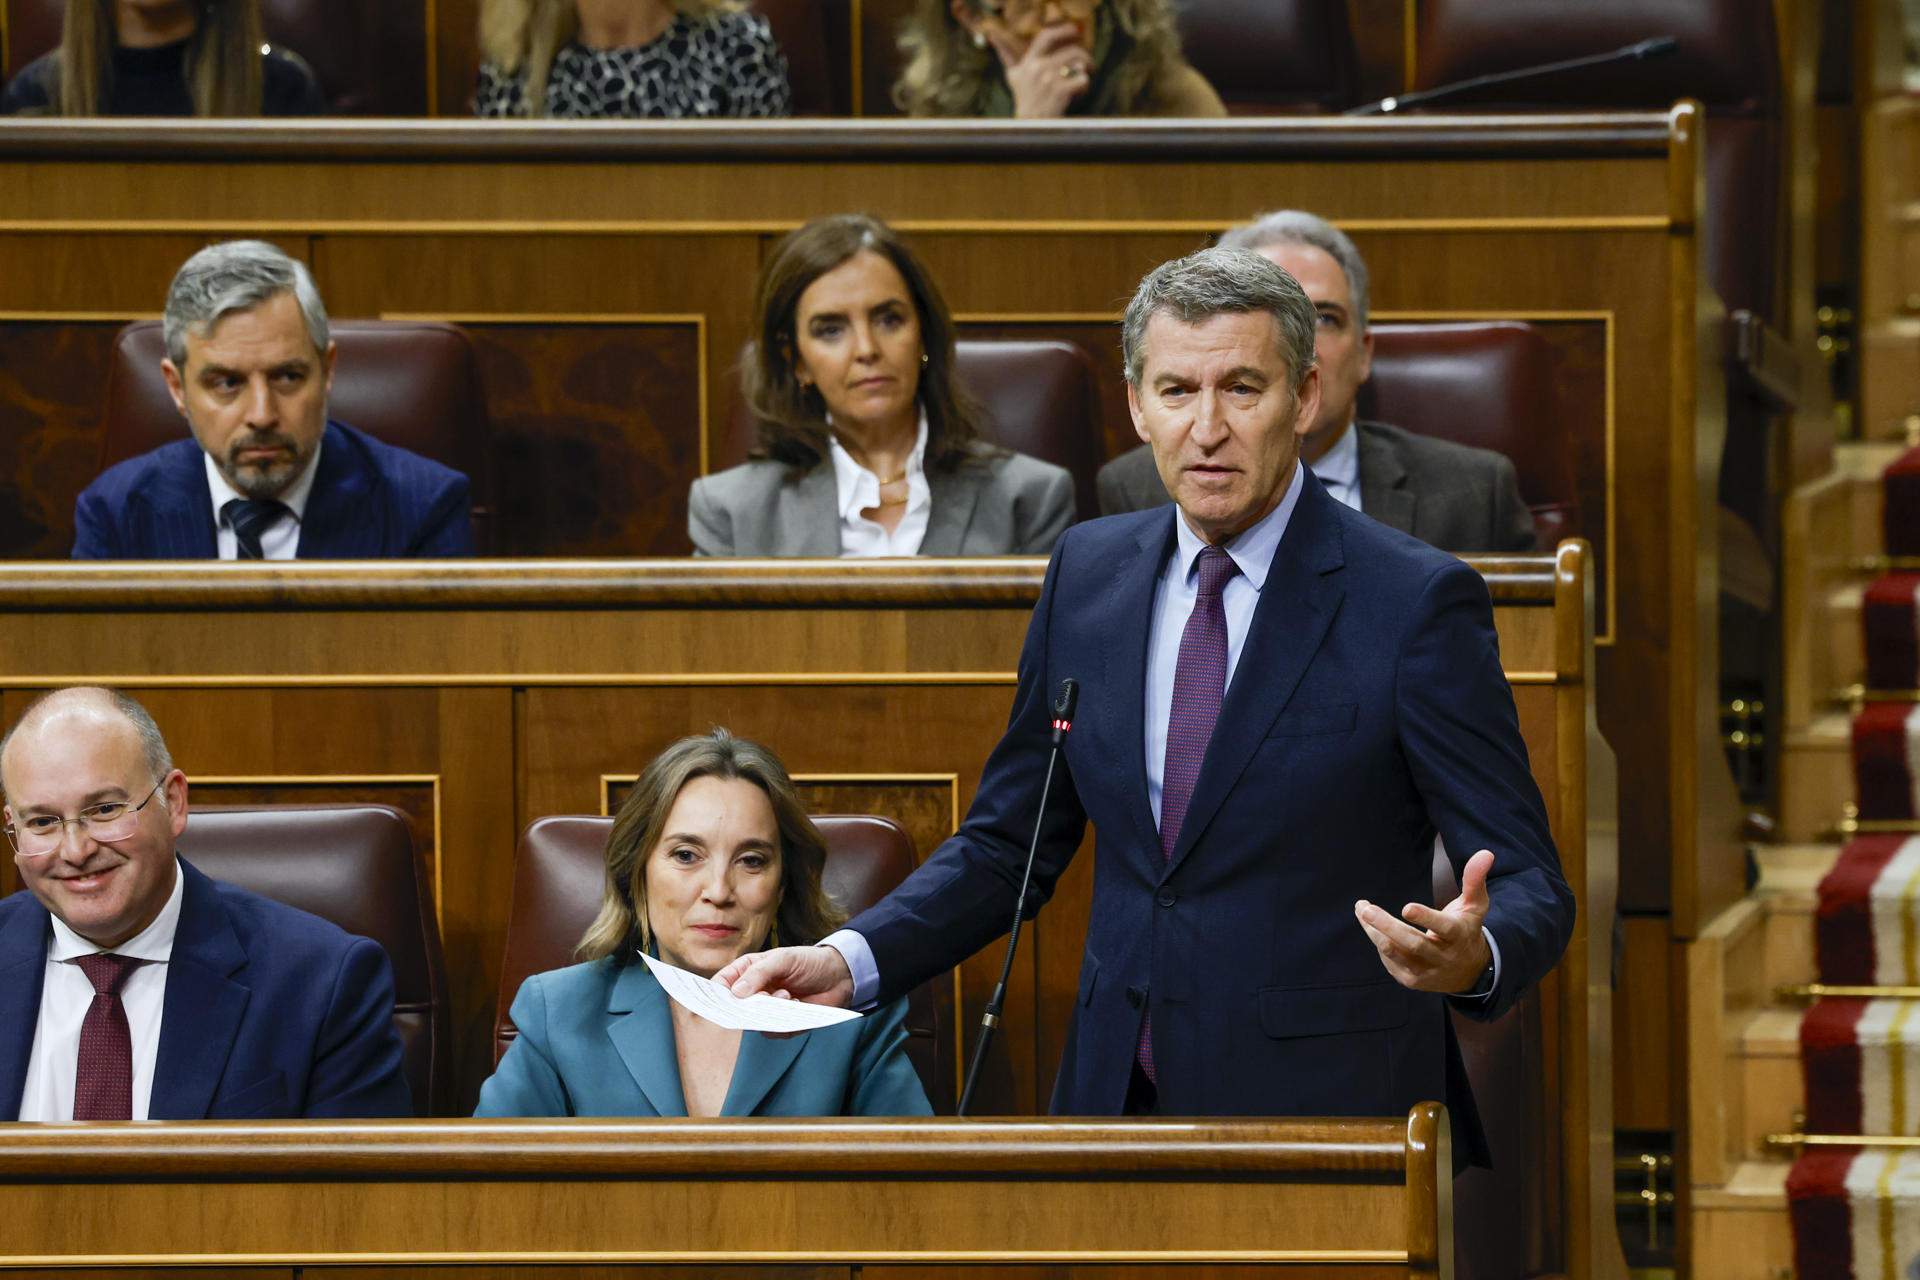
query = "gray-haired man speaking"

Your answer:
(73, 240), (471, 560)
